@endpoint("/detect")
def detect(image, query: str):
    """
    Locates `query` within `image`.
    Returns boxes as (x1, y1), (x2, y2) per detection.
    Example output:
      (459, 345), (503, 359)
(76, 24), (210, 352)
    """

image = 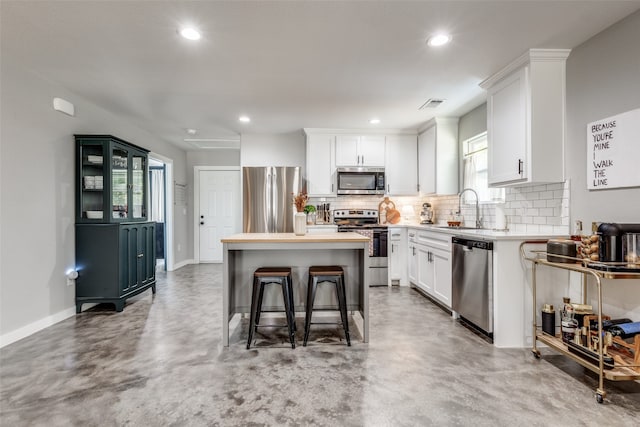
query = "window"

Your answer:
(462, 132), (505, 203)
